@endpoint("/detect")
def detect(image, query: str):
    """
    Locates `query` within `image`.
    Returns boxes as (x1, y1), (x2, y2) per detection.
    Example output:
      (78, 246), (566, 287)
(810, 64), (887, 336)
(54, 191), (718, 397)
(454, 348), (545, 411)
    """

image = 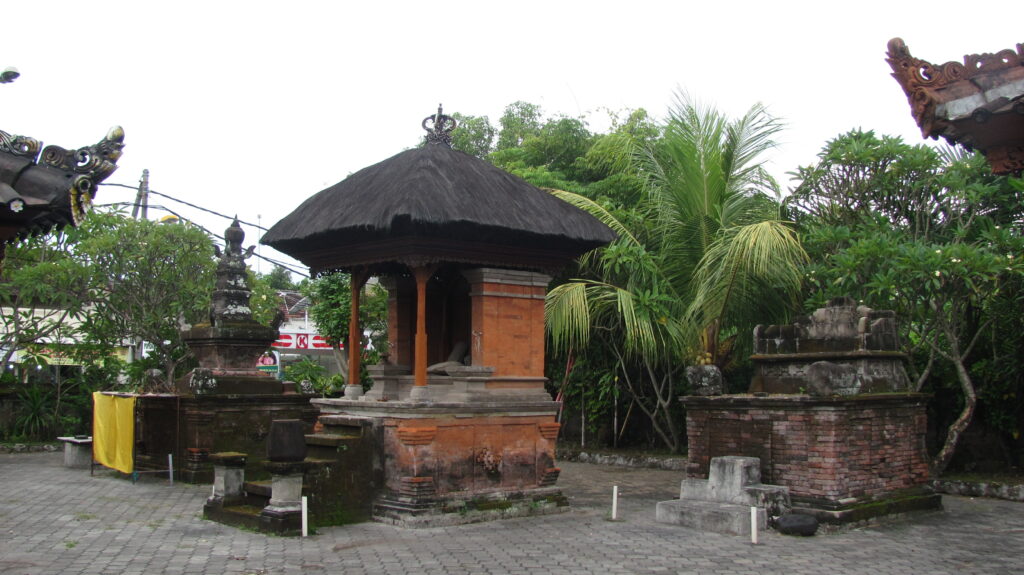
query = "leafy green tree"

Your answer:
(547, 95), (805, 451)
(450, 113), (496, 158)
(0, 230), (90, 368)
(790, 131), (1024, 474)
(303, 272), (388, 385)
(496, 101), (542, 151)
(261, 265), (296, 291)
(637, 94), (805, 365)
(72, 210), (216, 391)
